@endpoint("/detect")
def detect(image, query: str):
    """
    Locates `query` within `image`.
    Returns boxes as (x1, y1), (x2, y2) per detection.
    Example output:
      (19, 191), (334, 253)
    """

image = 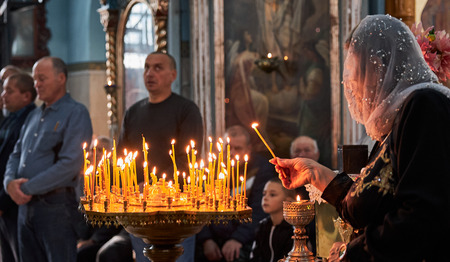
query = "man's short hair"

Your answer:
(36, 56), (68, 78)
(6, 73), (37, 101)
(225, 125), (251, 145)
(0, 65), (21, 81)
(149, 51), (177, 70)
(290, 136), (319, 156)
